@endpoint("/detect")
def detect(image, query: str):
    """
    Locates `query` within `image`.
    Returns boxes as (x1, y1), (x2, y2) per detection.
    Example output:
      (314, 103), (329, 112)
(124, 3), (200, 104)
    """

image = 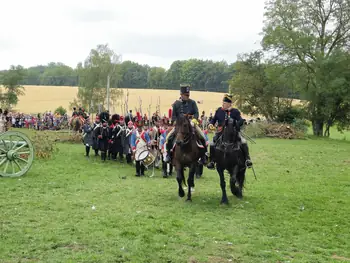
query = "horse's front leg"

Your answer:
(176, 167), (185, 198)
(186, 165), (196, 201)
(230, 165), (242, 199)
(216, 166), (228, 205)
